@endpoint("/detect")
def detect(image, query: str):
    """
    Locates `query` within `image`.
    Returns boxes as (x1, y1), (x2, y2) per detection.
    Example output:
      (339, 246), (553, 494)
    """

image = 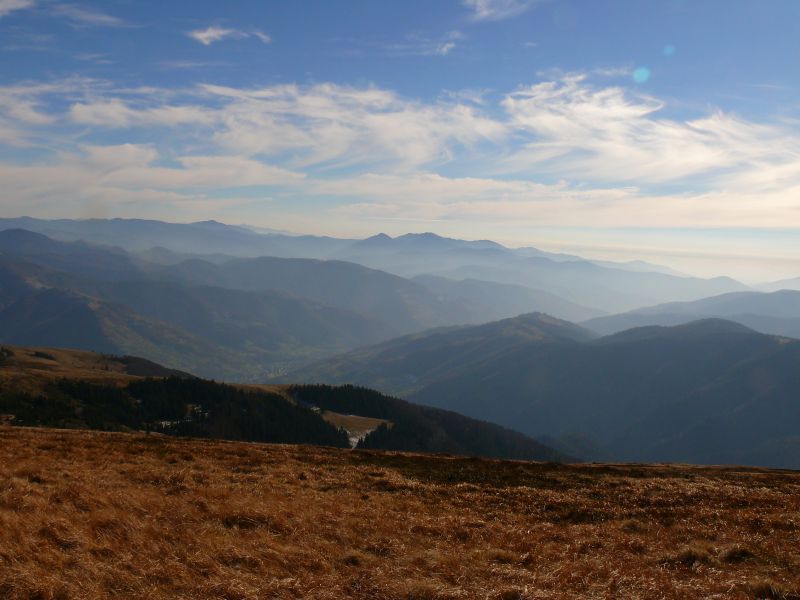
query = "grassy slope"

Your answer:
(1, 427), (799, 599)
(0, 345), (568, 462)
(279, 312), (594, 396)
(0, 345), (185, 394)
